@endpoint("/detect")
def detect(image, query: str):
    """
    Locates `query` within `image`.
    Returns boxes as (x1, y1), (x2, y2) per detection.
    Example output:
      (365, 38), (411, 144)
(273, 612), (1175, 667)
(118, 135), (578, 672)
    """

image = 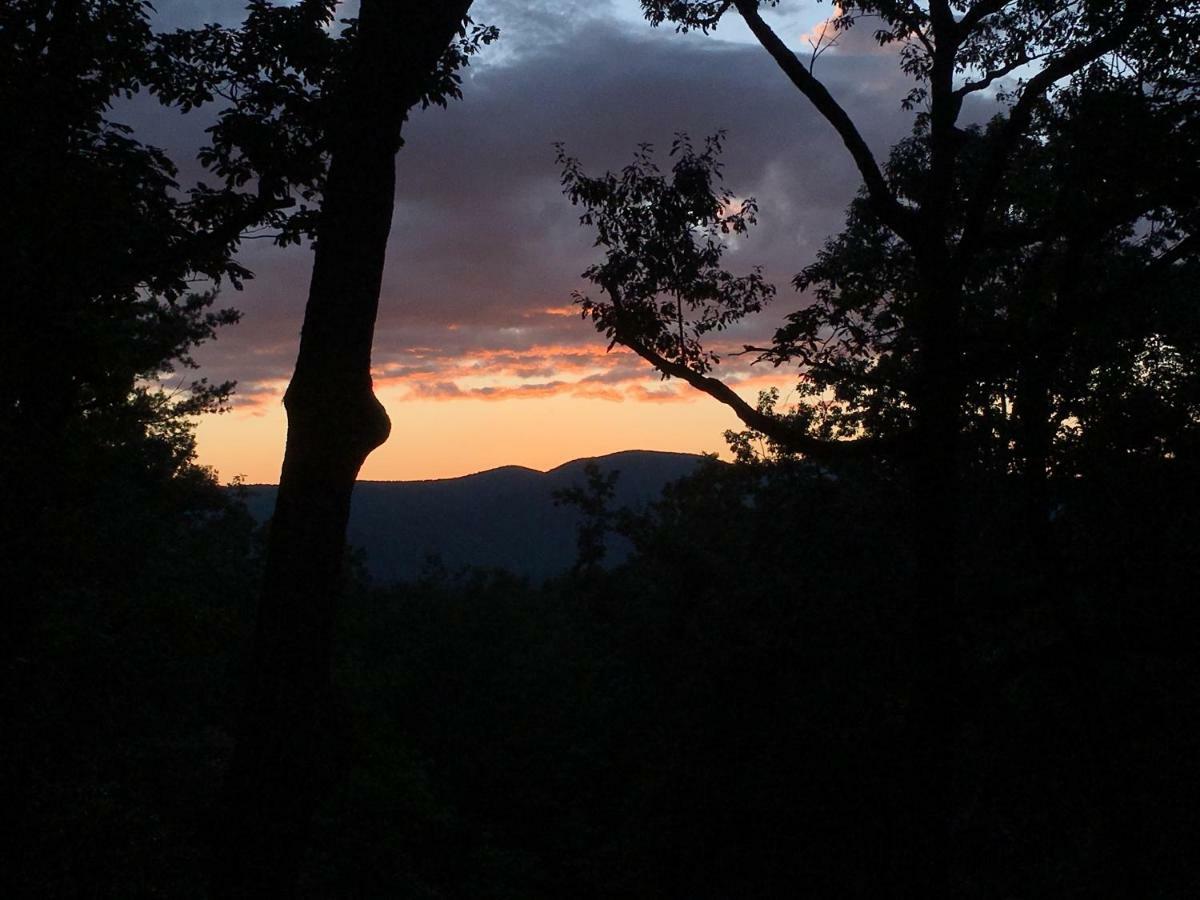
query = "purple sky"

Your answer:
(129, 2), (997, 480)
